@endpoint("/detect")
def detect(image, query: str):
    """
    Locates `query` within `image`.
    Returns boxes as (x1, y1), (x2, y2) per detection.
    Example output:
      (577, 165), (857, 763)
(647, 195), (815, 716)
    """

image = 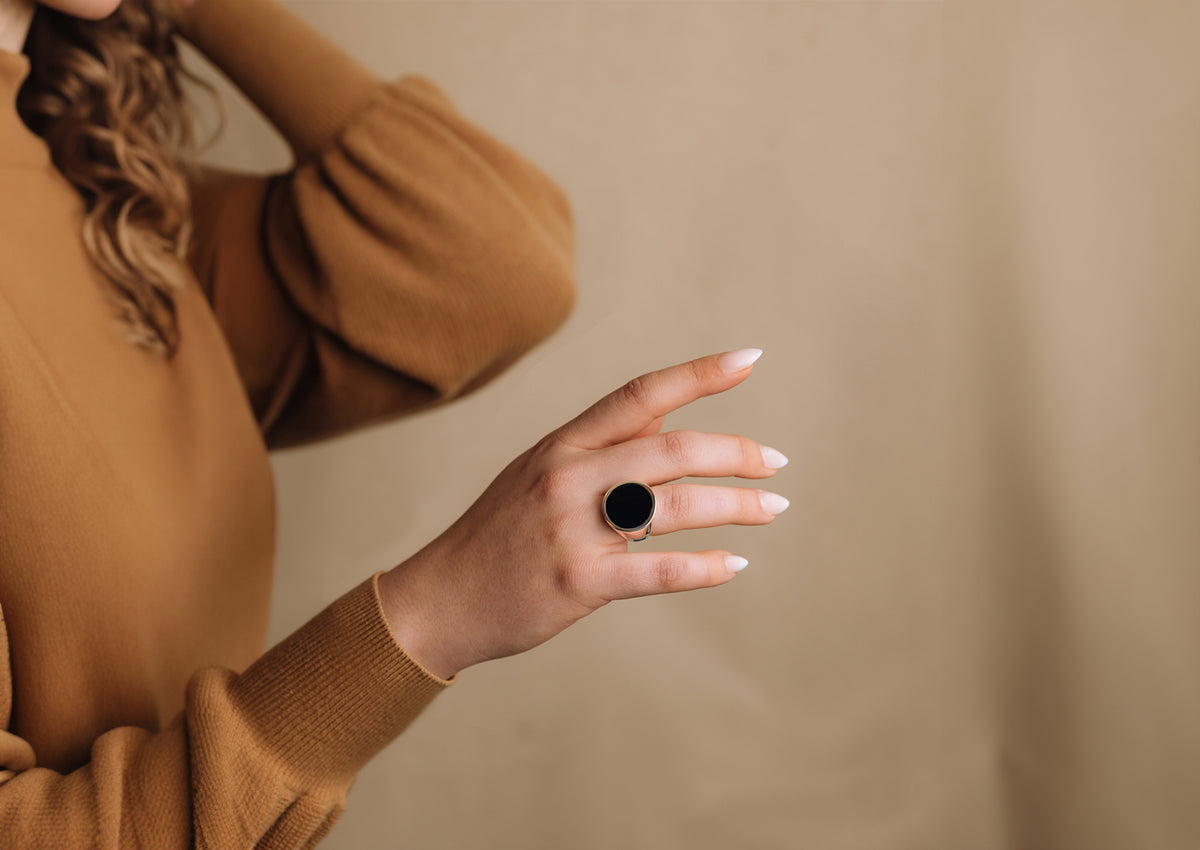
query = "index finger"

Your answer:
(553, 348), (763, 451)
